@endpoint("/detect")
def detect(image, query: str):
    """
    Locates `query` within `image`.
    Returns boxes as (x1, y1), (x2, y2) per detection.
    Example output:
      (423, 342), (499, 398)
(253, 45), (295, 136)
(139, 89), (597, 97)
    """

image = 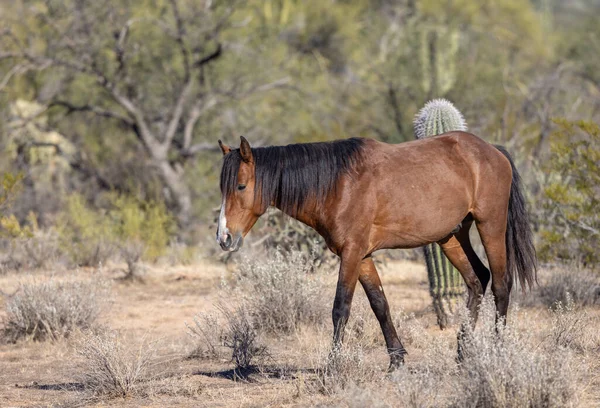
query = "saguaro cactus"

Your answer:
(414, 99), (467, 329)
